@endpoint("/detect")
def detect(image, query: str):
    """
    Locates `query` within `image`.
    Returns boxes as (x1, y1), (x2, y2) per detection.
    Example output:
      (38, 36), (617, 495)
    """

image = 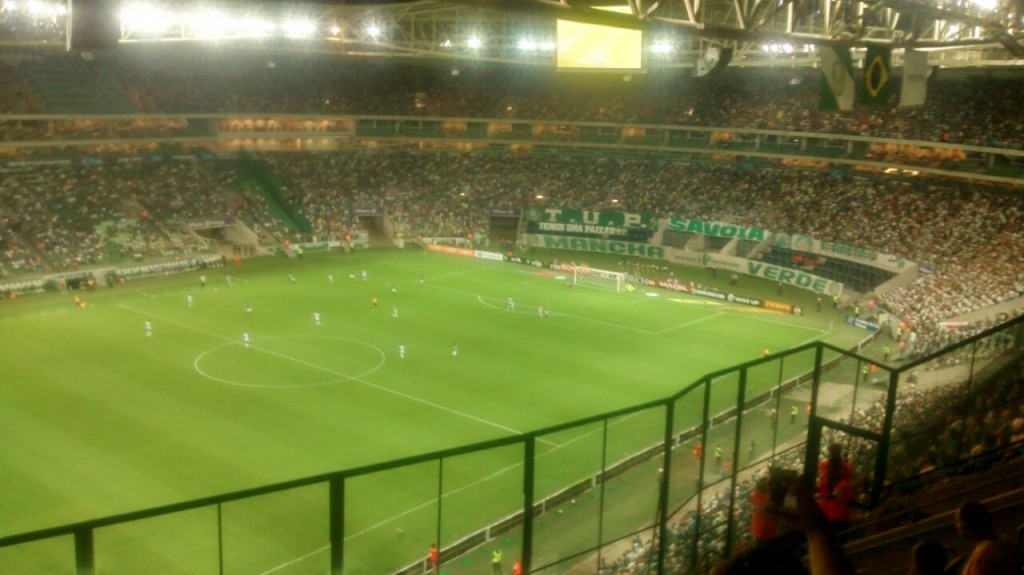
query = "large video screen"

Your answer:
(557, 6), (642, 71)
